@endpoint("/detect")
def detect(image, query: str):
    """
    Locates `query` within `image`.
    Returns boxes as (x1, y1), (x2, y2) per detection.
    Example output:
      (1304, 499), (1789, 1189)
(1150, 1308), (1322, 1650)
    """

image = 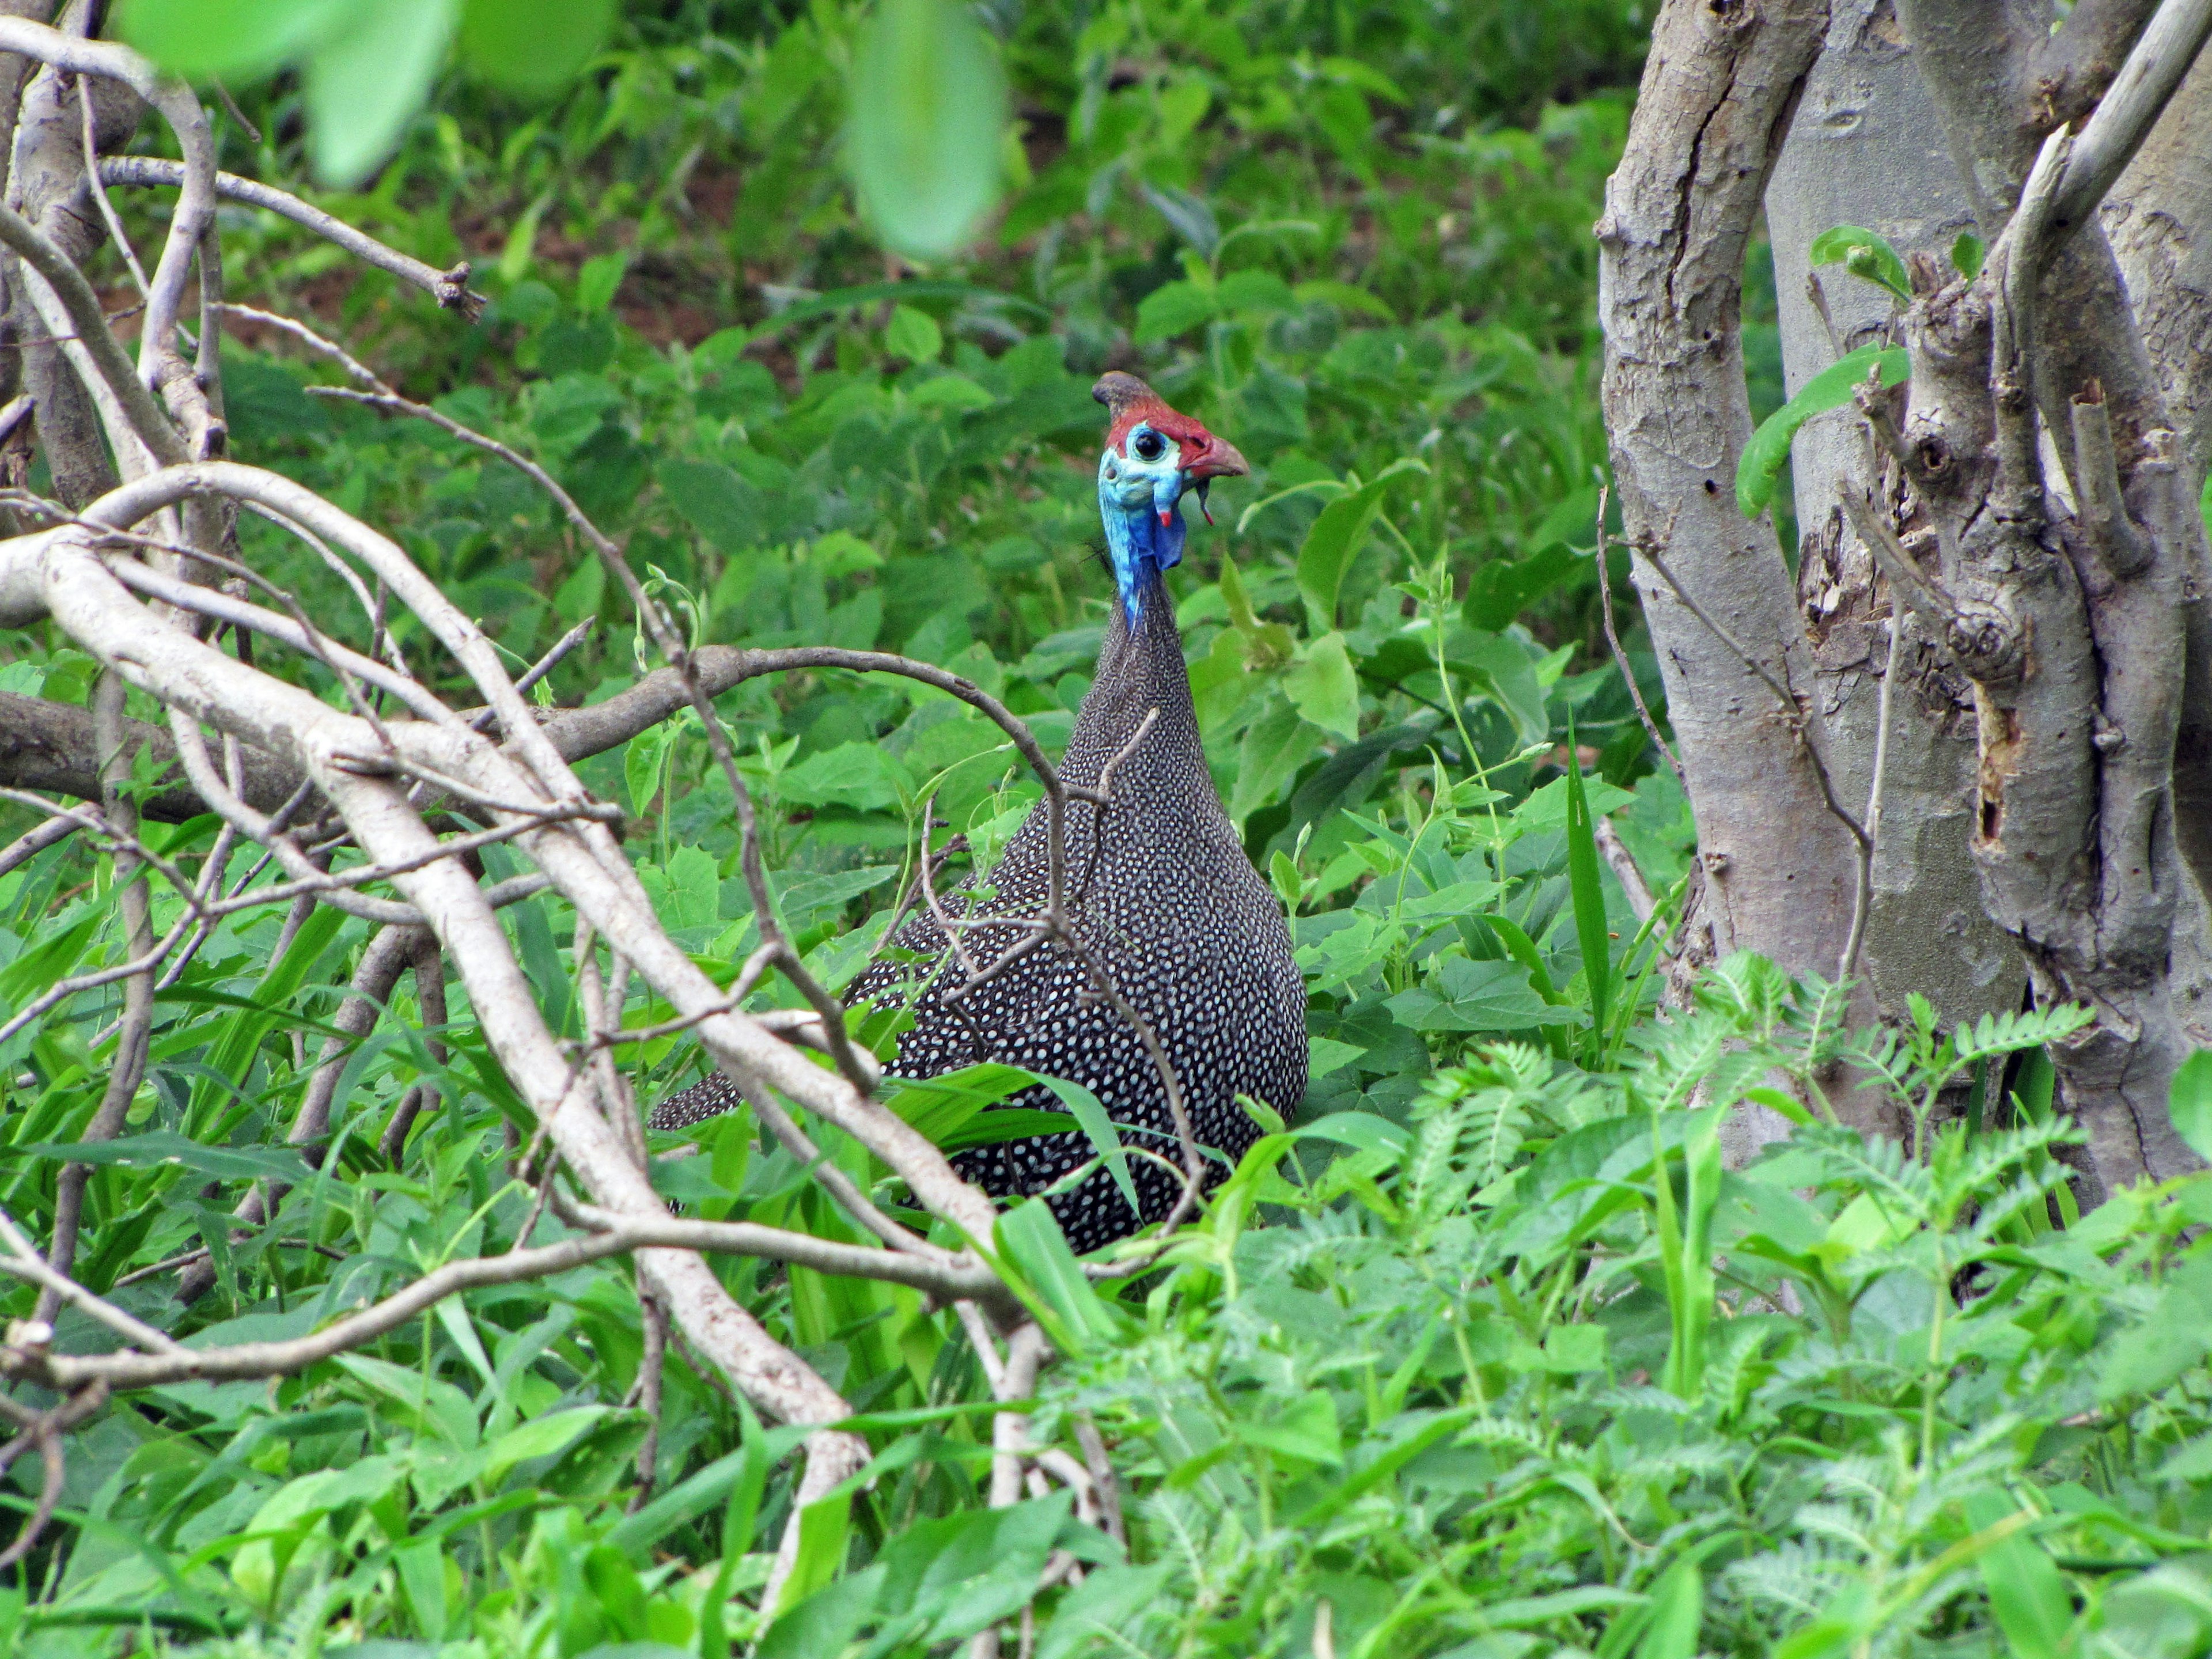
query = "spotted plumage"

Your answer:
(651, 373), (1306, 1252)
